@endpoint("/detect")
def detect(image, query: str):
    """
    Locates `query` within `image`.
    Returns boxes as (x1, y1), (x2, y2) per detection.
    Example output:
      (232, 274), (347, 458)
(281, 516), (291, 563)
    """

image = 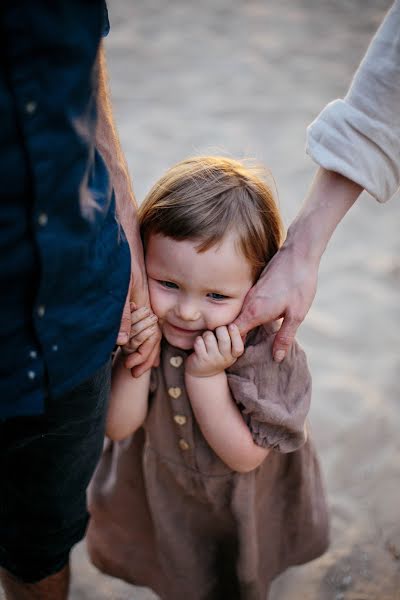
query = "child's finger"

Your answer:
(120, 323), (158, 356)
(202, 330), (218, 355)
(215, 325), (231, 356)
(124, 329), (161, 370)
(130, 313), (158, 337)
(132, 324), (158, 346)
(131, 340), (161, 377)
(193, 335), (207, 359)
(229, 324), (245, 358)
(131, 306), (151, 325)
